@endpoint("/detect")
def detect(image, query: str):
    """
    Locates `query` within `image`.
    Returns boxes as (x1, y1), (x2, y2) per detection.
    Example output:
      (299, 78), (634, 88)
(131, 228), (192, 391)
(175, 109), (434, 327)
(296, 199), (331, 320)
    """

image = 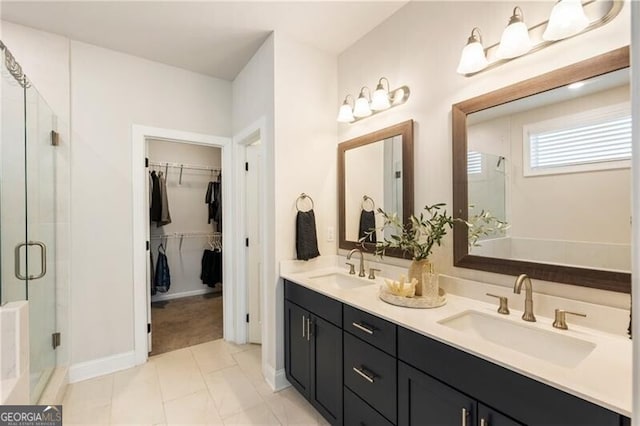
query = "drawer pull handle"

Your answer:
(306, 317), (312, 341)
(302, 315), (306, 339)
(352, 322), (374, 335)
(461, 408), (469, 426)
(352, 366), (375, 383)
(480, 419), (488, 426)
